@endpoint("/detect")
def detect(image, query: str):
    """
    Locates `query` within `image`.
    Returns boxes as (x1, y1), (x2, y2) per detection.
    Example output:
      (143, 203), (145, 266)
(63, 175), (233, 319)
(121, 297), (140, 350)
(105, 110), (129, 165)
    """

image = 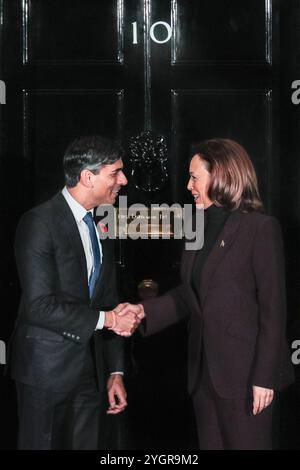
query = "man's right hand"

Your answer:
(104, 303), (145, 337)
